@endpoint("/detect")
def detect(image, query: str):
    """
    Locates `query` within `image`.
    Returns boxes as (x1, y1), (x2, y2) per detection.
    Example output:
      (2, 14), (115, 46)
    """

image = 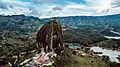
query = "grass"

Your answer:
(1, 37), (109, 67)
(7, 38), (24, 45)
(52, 48), (109, 67)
